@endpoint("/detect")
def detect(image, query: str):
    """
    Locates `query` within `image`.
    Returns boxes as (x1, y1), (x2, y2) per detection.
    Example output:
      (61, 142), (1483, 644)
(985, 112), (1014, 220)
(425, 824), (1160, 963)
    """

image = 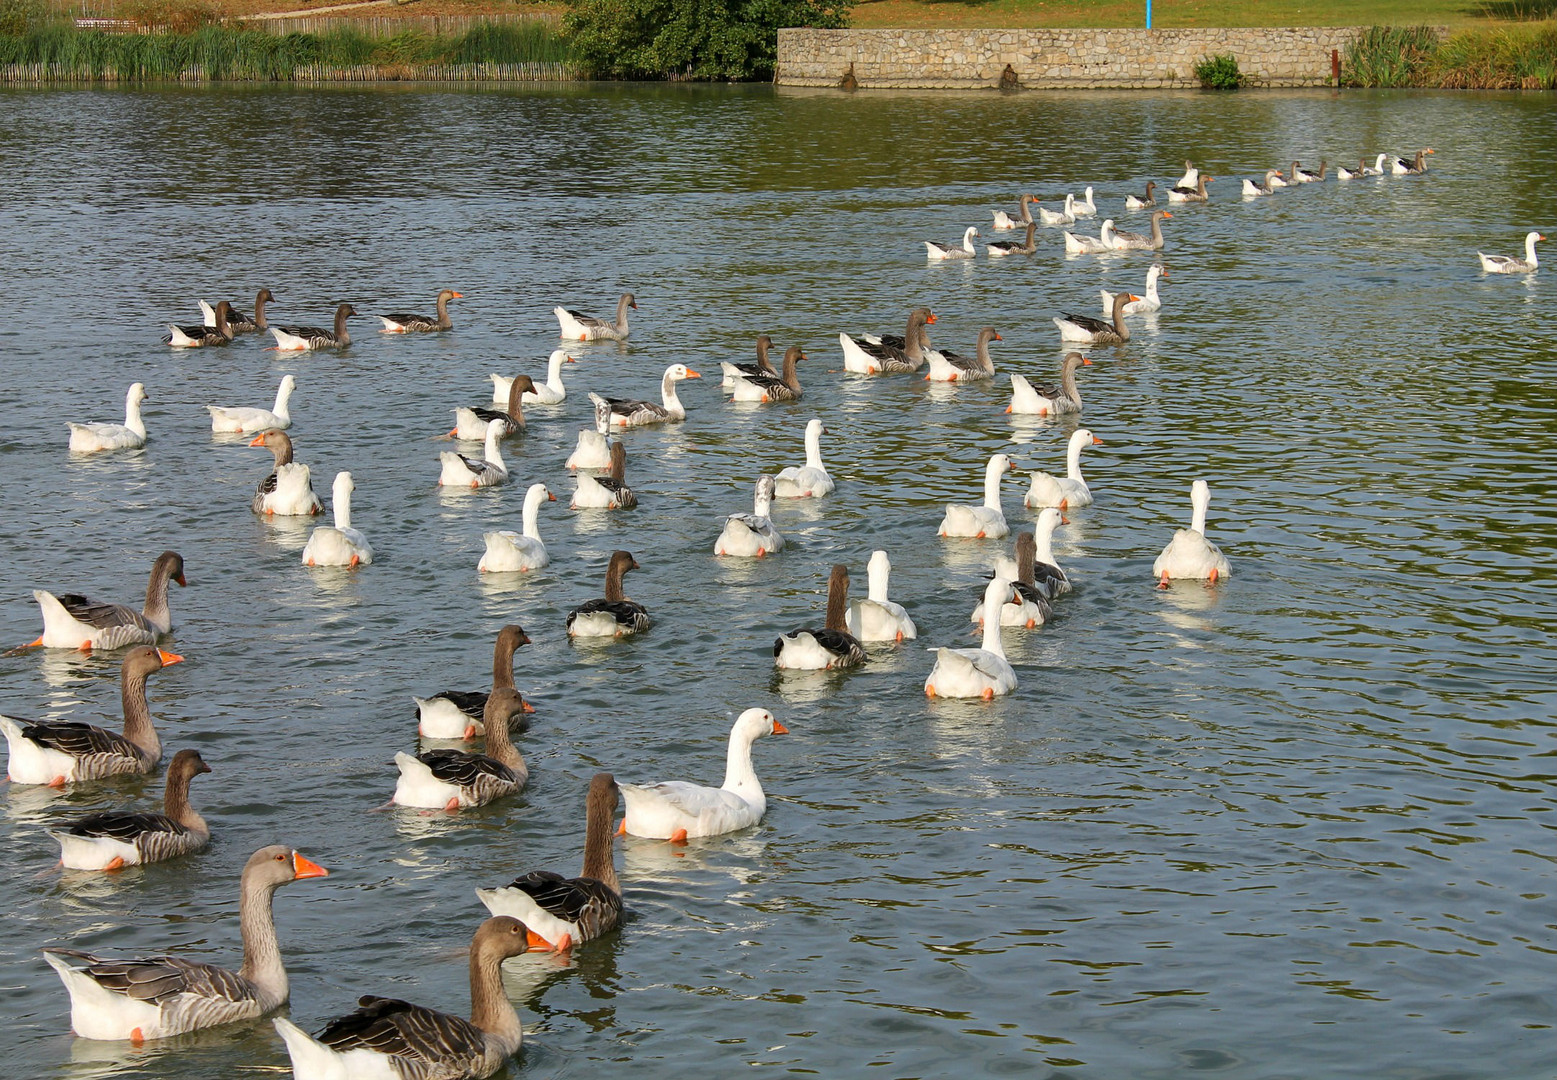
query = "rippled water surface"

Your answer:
(0, 83), (1553, 1080)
